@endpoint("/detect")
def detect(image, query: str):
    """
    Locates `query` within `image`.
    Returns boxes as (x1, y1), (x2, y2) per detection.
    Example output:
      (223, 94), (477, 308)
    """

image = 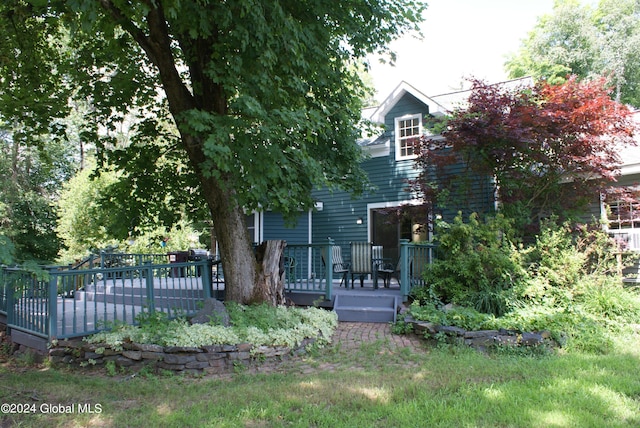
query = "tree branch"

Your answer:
(97, 0), (153, 61)
(97, 0), (193, 115)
